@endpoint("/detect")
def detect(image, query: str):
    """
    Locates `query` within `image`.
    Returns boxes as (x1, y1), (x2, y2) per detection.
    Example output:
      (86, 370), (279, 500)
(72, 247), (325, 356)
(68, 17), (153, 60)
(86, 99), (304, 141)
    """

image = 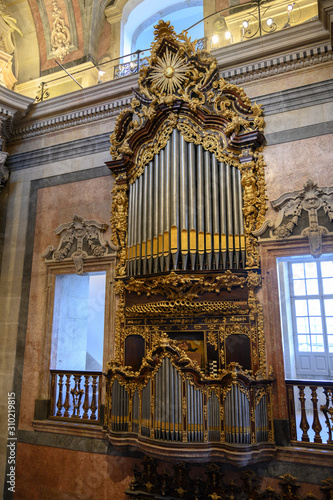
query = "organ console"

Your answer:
(105, 20), (274, 463)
